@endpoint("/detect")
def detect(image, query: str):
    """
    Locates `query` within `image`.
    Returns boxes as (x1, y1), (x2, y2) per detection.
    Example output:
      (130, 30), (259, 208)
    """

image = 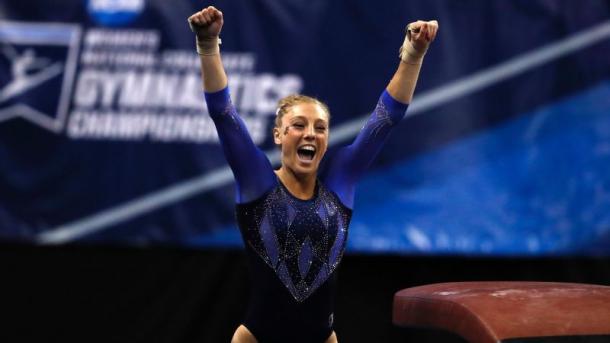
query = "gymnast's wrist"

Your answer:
(195, 35), (222, 56)
(400, 51), (424, 65)
(399, 41), (426, 65)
